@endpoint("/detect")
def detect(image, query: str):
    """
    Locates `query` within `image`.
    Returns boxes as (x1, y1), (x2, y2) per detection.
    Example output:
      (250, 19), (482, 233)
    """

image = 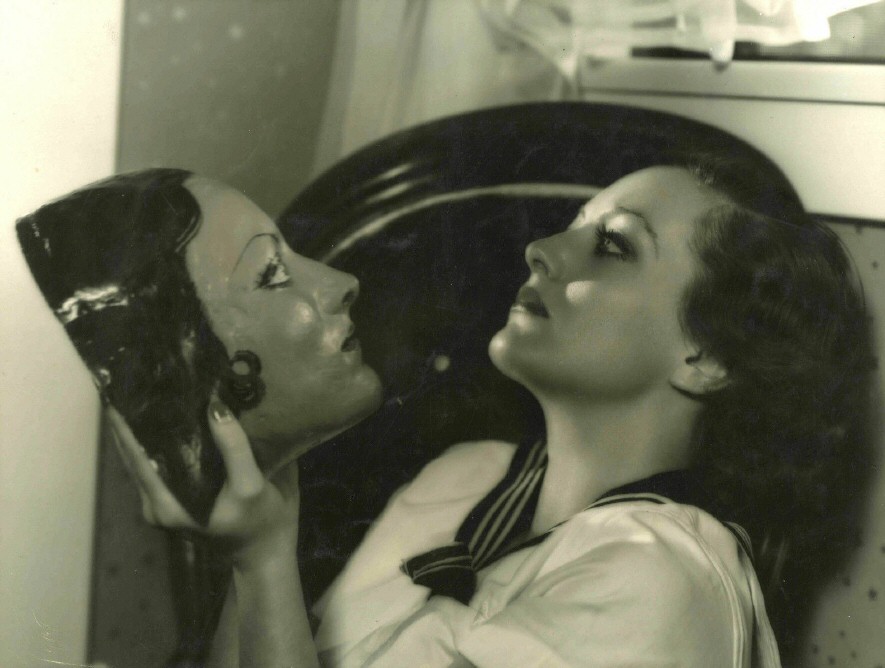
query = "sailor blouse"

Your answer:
(314, 440), (782, 667)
